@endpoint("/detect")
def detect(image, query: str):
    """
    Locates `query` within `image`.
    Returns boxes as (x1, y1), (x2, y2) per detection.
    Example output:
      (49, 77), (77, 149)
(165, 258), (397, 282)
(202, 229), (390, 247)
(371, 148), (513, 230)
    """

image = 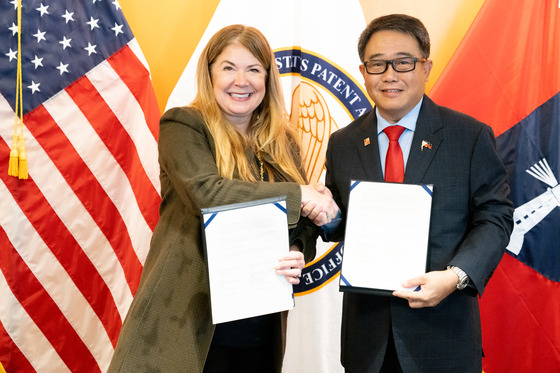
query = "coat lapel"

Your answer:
(404, 96), (444, 184)
(355, 110), (384, 181)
